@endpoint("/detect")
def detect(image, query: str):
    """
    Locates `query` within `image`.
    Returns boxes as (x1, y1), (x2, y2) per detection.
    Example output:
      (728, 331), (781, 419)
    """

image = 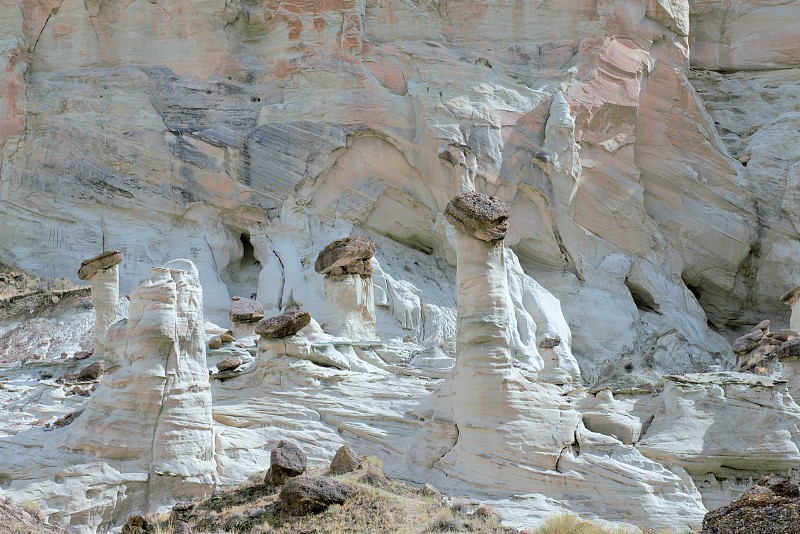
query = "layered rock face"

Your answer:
(3, 0), (797, 389)
(2, 0), (800, 531)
